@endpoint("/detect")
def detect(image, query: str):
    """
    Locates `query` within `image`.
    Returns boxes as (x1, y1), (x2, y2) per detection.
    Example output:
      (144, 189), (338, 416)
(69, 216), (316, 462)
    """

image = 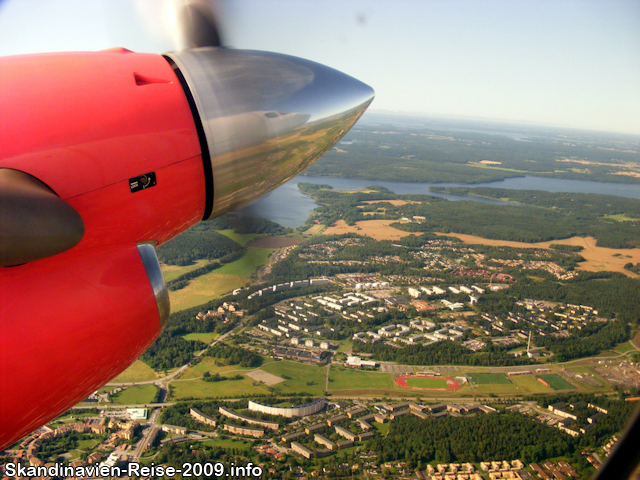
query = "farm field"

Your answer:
(510, 375), (554, 394)
(304, 224), (326, 235)
(110, 385), (158, 405)
(110, 360), (158, 383)
(169, 247), (273, 311)
(323, 219), (417, 241)
(468, 373), (512, 385)
(433, 233), (640, 277)
(260, 361), (327, 396)
(328, 367), (395, 391)
(539, 374), (577, 390)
